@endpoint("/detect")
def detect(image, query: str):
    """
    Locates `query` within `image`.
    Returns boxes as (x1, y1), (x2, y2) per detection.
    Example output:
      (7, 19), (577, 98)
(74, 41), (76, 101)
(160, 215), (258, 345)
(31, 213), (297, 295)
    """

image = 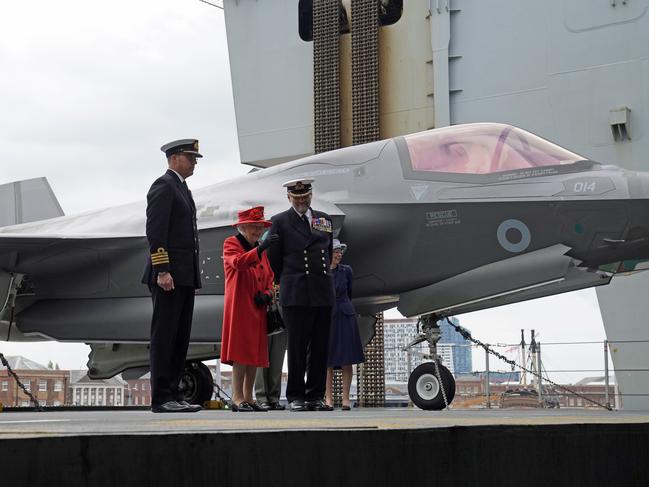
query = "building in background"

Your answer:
(69, 370), (126, 406)
(440, 317), (473, 374)
(123, 373), (151, 406)
(0, 356), (68, 407)
(384, 317), (471, 381)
